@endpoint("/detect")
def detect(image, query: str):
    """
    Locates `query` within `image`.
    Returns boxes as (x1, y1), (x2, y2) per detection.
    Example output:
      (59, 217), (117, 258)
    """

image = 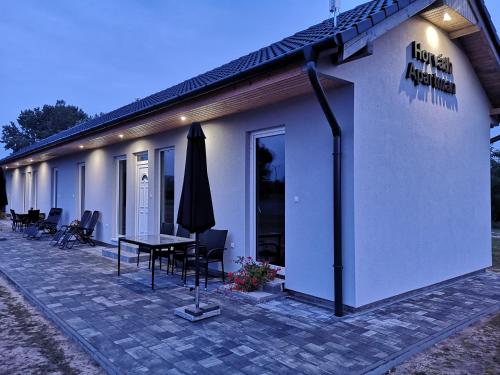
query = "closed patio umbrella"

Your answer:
(0, 167), (8, 208)
(177, 122), (215, 314)
(0, 167), (8, 240)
